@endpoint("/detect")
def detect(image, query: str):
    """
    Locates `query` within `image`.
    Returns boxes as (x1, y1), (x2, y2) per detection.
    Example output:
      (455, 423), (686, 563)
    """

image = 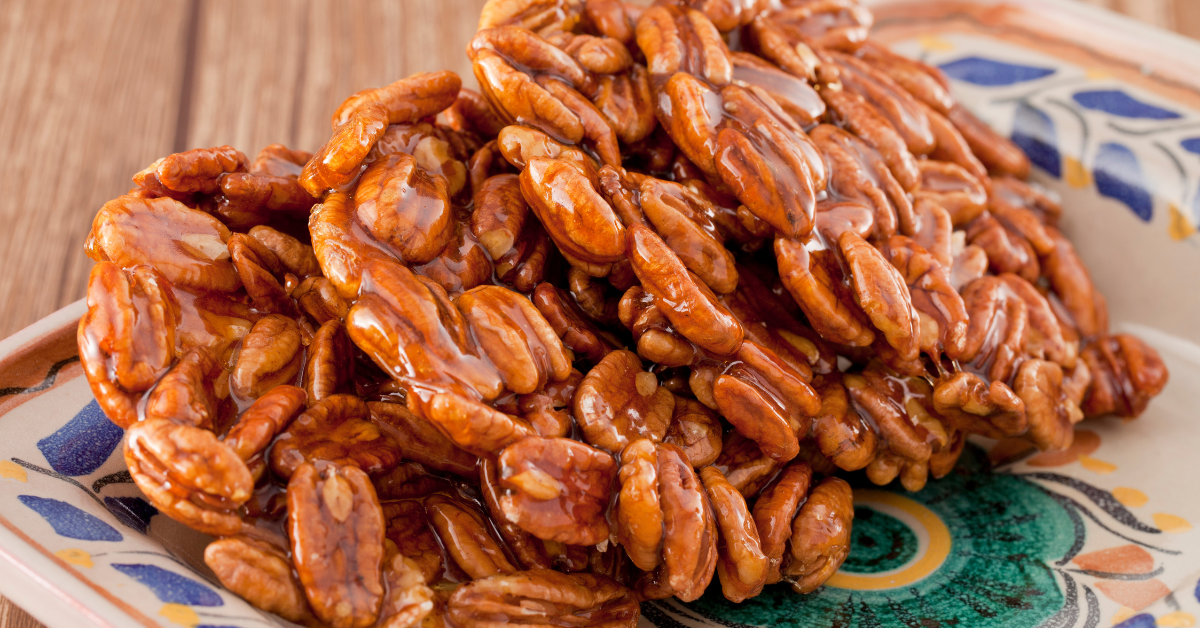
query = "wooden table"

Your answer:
(0, 0), (1196, 626)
